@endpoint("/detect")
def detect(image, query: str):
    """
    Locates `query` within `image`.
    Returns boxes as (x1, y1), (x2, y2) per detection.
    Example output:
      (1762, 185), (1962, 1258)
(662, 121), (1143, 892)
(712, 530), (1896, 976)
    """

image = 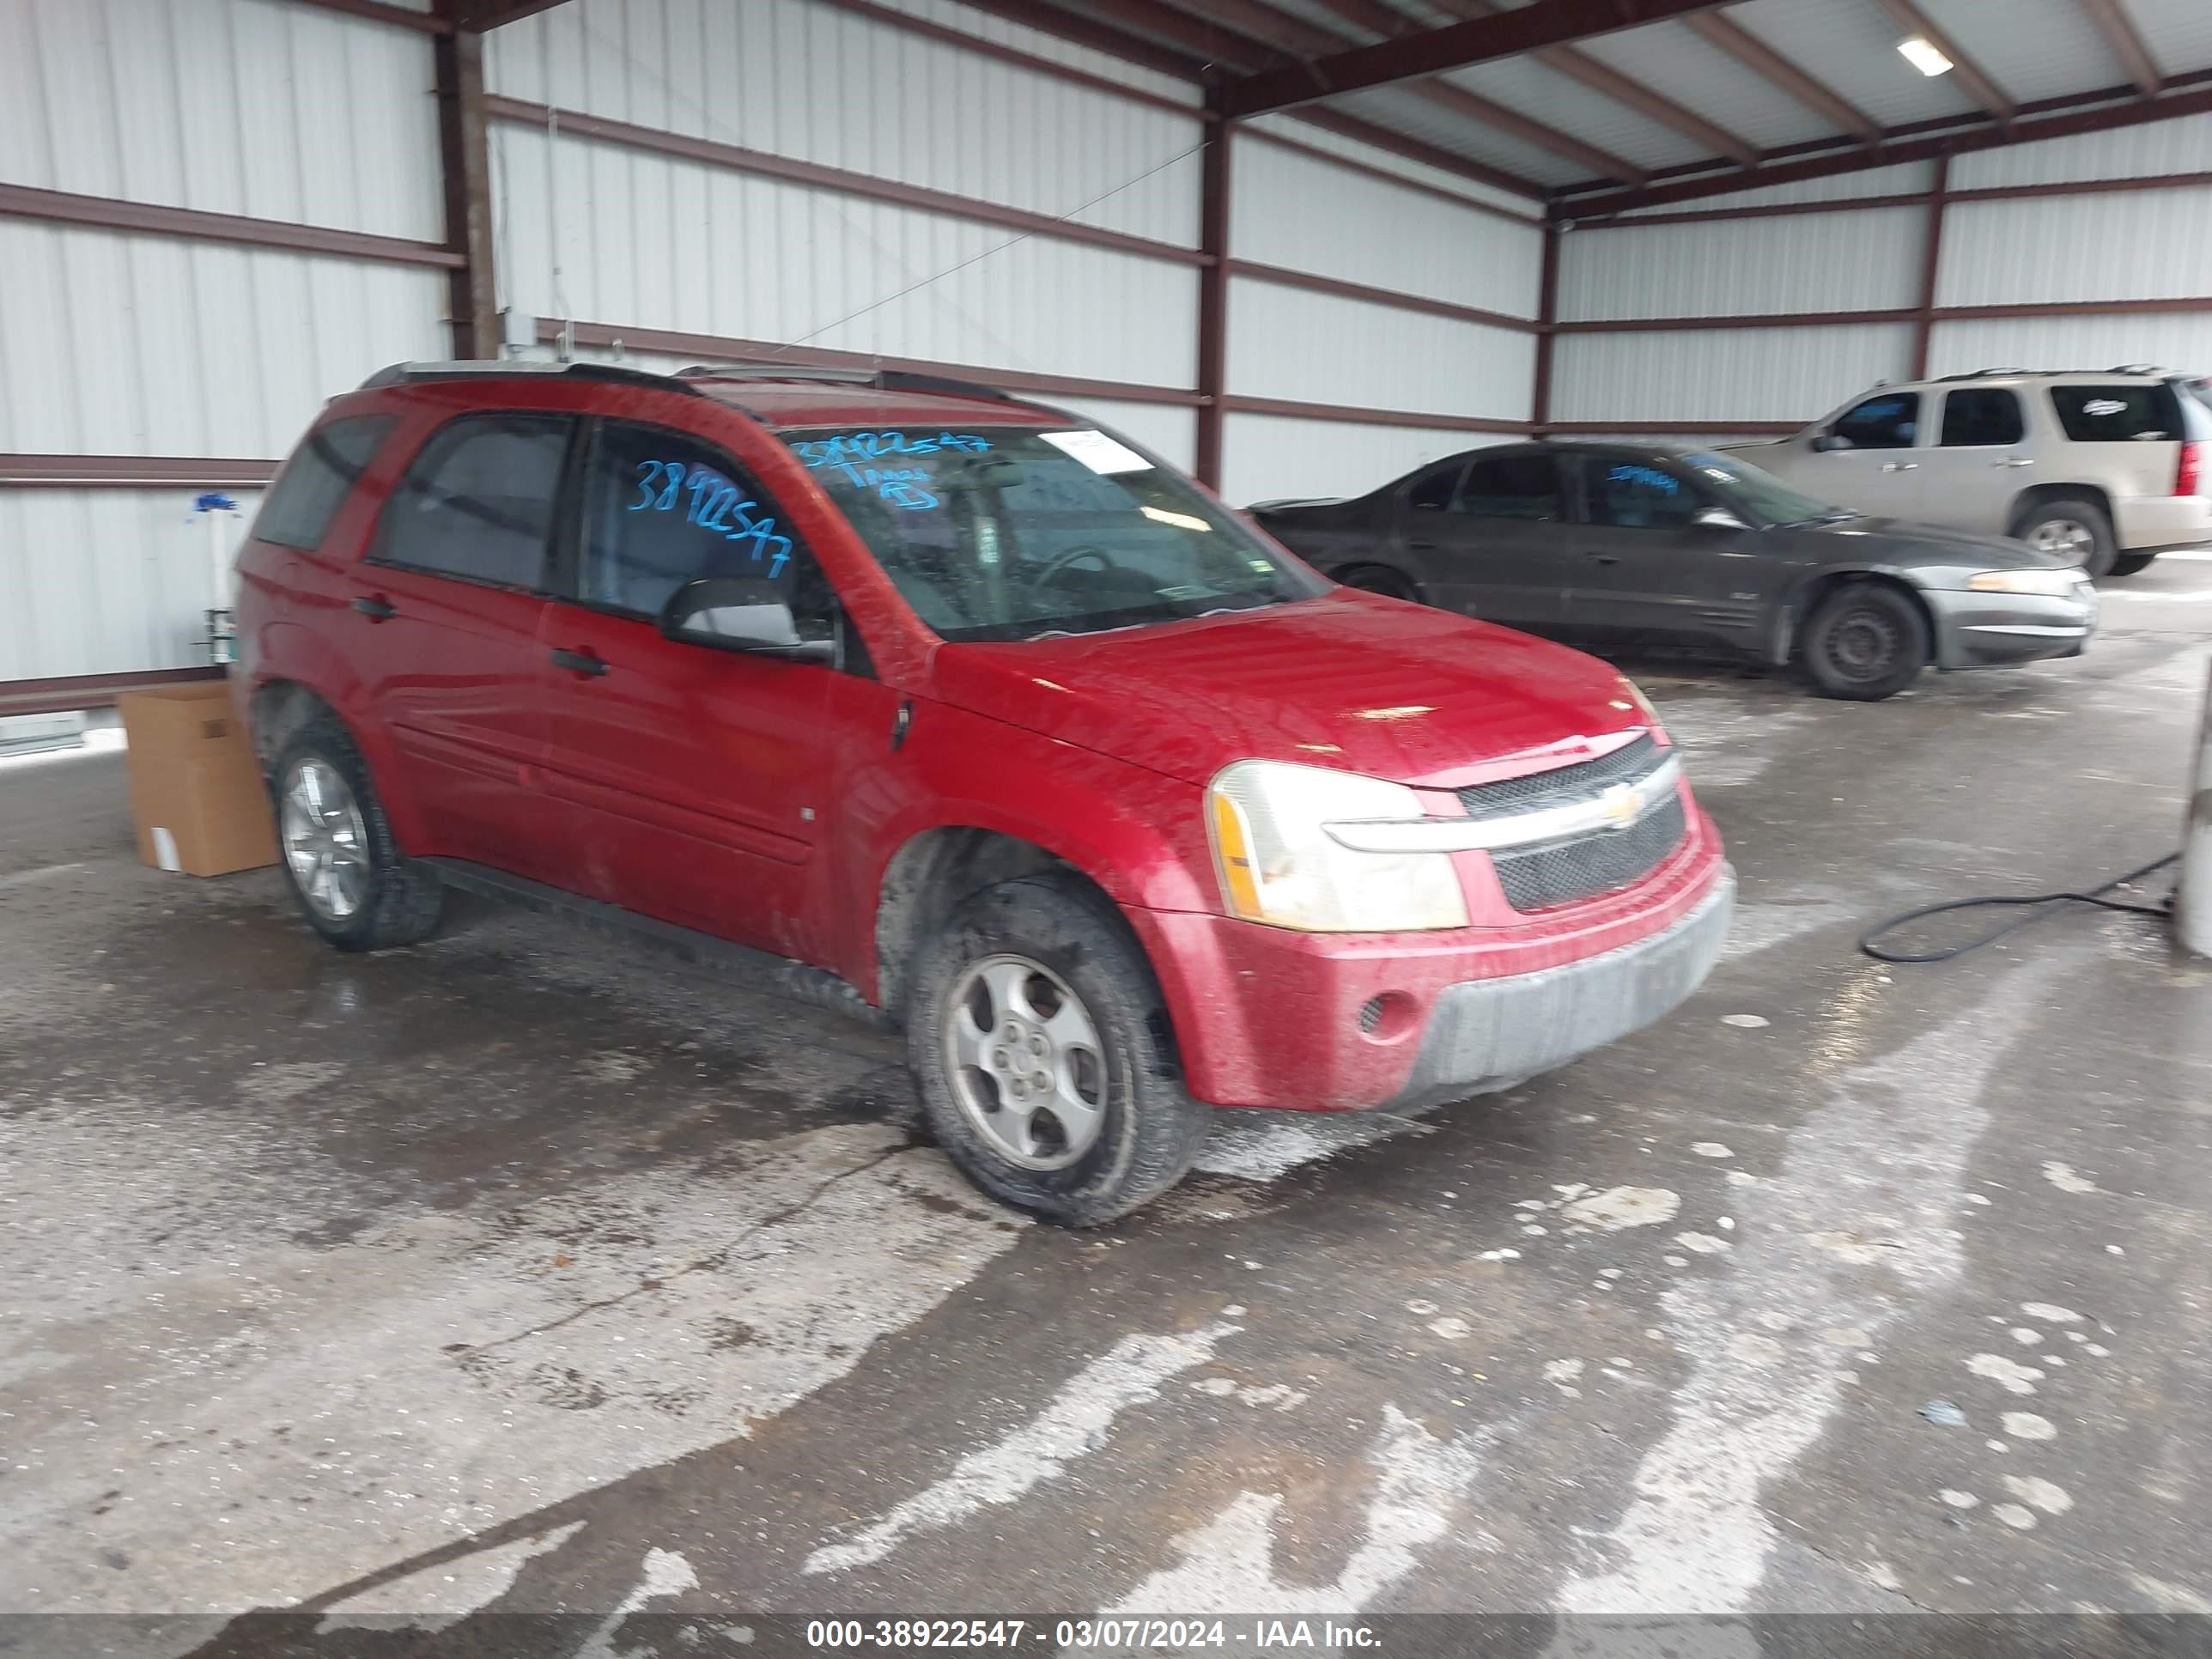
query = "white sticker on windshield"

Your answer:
(1042, 429), (1152, 475)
